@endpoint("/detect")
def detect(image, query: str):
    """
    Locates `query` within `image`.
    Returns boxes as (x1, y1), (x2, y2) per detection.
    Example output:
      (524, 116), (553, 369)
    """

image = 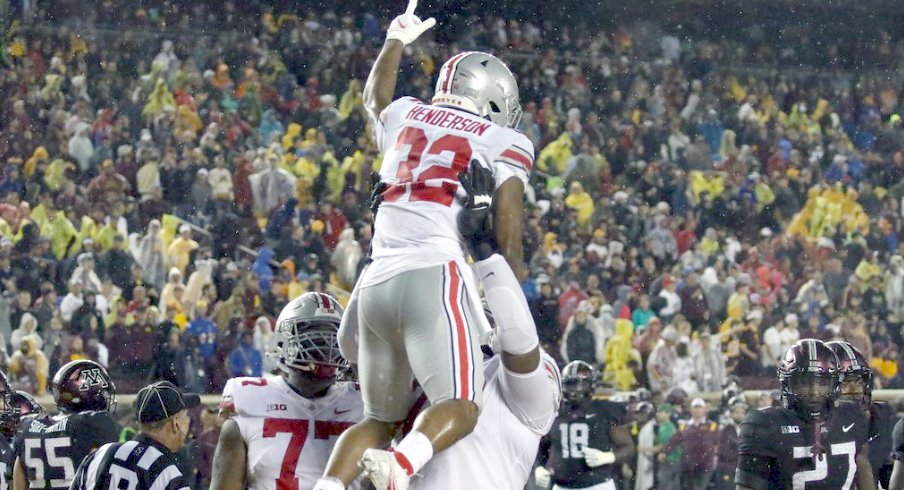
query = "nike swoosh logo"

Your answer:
(482, 272), (495, 279)
(842, 423), (855, 432)
(335, 409), (351, 415)
(585, 414), (597, 419)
